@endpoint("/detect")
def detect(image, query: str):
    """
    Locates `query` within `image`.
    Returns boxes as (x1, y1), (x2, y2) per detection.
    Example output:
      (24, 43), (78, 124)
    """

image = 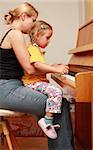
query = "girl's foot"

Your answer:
(38, 118), (60, 139)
